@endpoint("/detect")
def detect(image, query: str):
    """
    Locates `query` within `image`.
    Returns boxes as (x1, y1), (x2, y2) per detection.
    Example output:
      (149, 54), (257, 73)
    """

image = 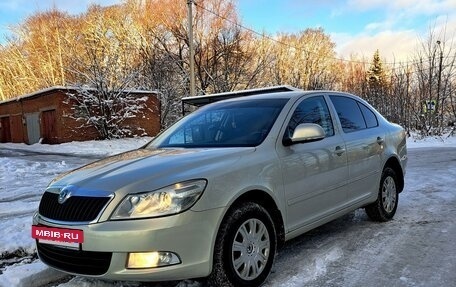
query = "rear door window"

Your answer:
(330, 96), (366, 133)
(358, 103), (378, 128)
